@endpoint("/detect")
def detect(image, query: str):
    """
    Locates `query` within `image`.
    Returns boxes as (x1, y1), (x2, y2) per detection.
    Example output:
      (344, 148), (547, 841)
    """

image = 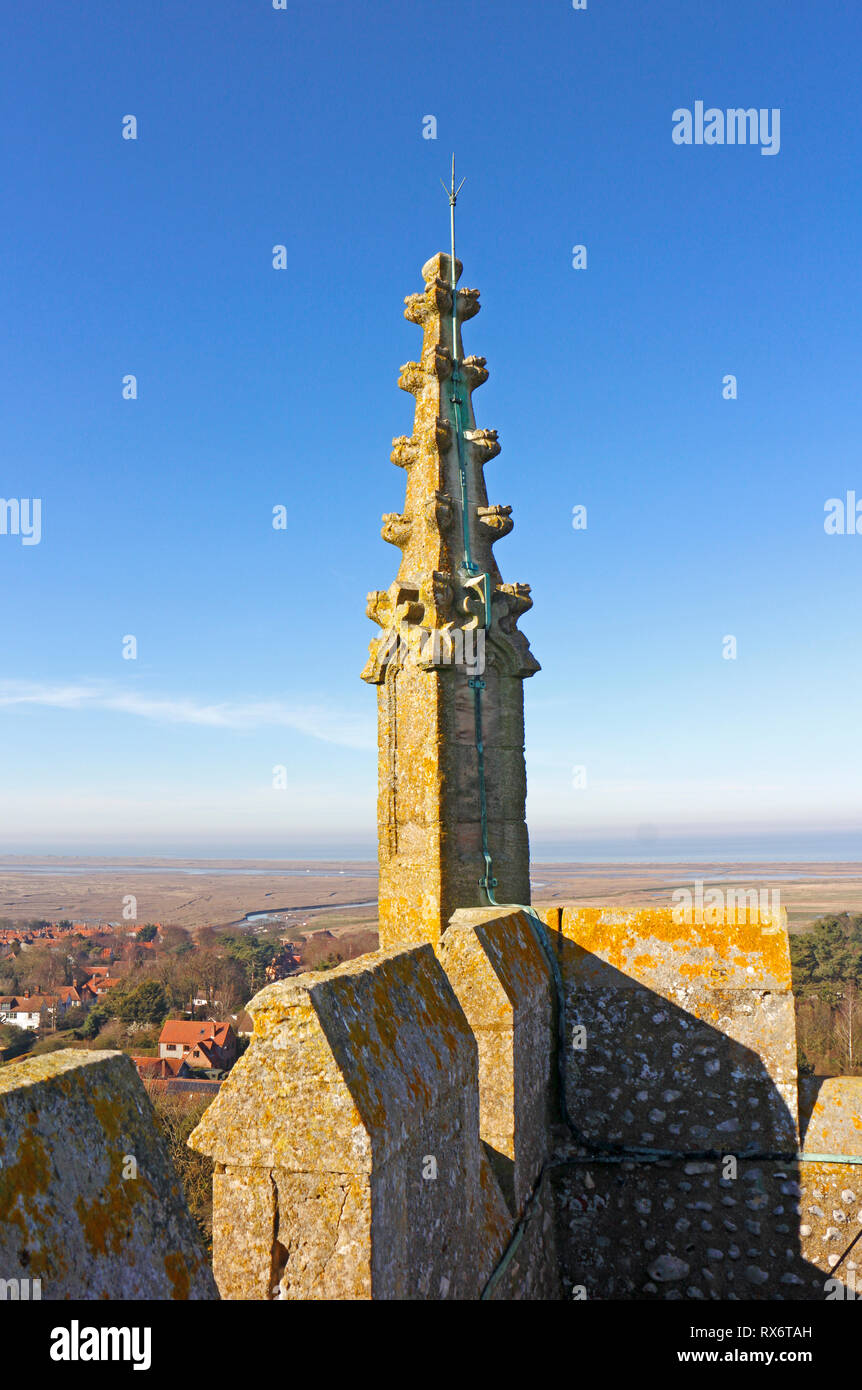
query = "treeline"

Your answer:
(790, 913), (862, 1075)
(0, 917), (62, 932)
